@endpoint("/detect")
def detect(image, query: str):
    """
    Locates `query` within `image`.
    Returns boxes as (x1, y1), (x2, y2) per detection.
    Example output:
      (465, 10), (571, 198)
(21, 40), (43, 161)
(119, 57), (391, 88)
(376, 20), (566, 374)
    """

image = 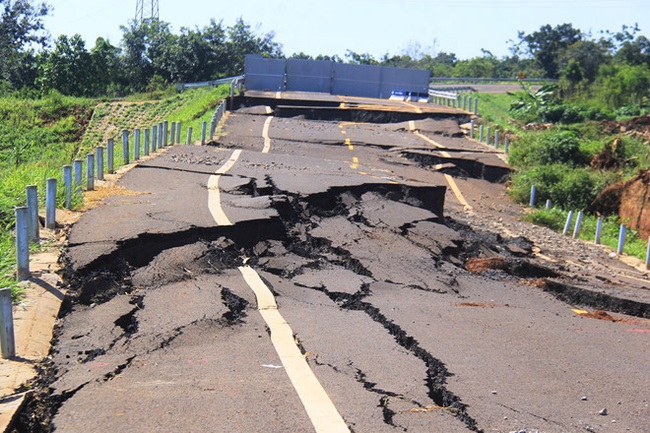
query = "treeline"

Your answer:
(1, 13), (282, 96)
(1, 0), (649, 105)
